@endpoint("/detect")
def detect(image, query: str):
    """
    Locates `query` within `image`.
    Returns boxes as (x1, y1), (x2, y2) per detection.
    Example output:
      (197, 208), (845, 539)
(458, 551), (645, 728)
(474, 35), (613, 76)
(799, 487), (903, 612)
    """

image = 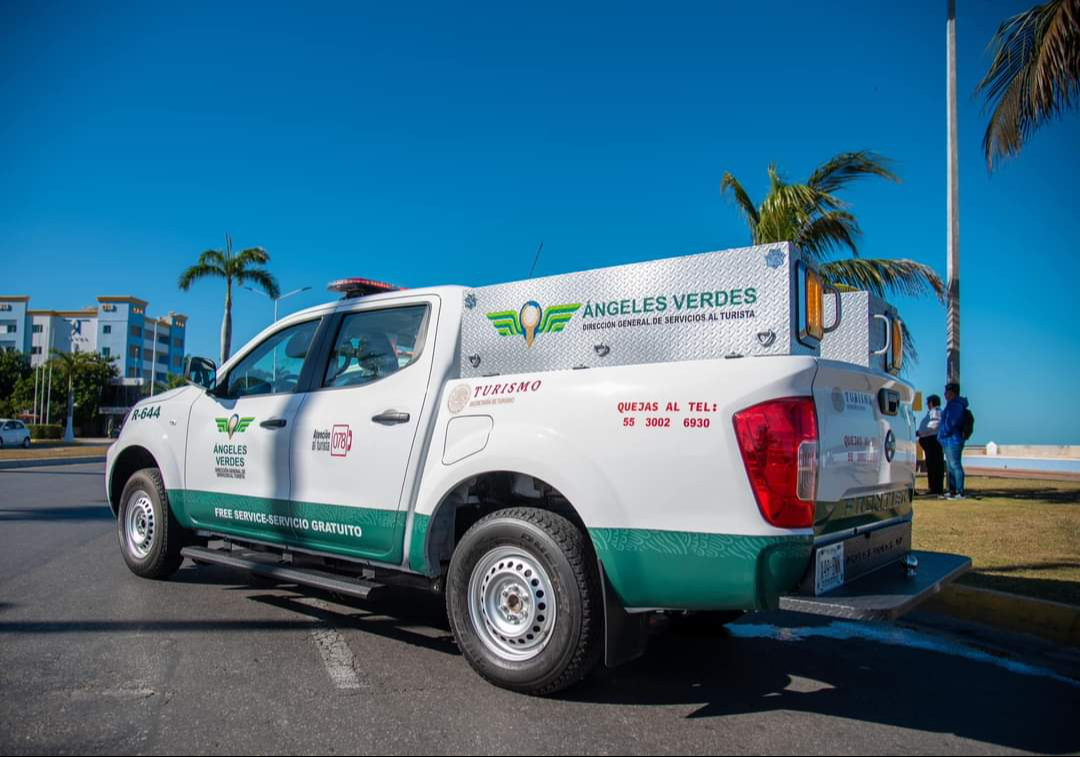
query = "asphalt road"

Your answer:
(1, 463), (1078, 756)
